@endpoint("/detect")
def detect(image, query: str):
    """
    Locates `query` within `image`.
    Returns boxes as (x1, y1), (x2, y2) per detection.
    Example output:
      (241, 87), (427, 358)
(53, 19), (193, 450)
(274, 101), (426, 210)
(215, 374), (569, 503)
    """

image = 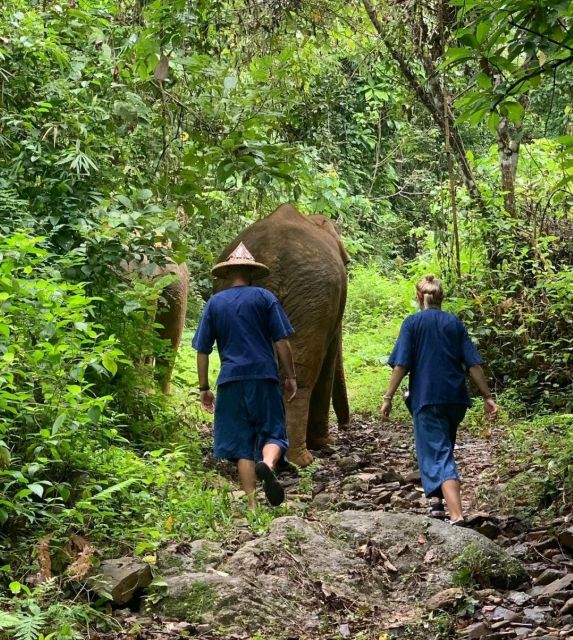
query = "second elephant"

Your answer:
(215, 203), (349, 466)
